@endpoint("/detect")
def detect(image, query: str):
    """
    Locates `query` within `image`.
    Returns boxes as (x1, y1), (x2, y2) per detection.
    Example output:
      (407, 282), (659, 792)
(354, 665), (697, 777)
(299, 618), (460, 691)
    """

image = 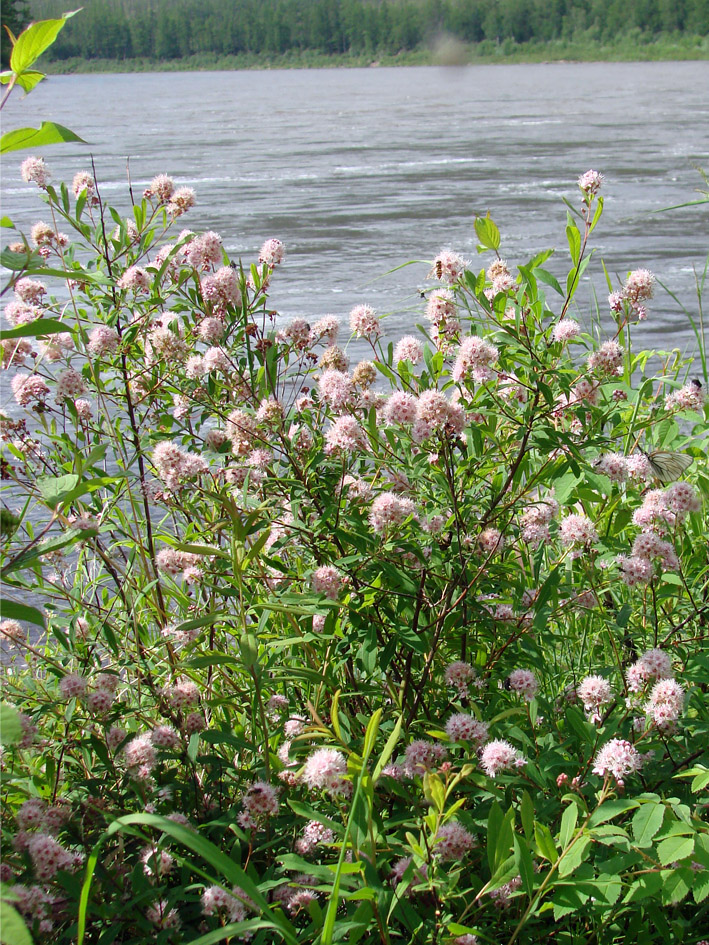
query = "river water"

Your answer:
(2, 61), (709, 359)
